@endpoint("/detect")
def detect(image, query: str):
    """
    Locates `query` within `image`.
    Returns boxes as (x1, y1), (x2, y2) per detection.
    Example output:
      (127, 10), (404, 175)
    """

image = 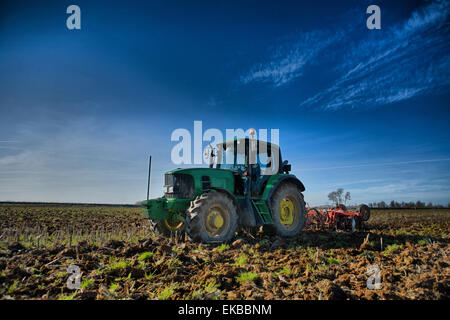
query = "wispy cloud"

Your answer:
(304, 0), (450, 110)
(242, 1), (450, 110)
(240, 30), (343, 87)
(299, 158), (450, 172)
